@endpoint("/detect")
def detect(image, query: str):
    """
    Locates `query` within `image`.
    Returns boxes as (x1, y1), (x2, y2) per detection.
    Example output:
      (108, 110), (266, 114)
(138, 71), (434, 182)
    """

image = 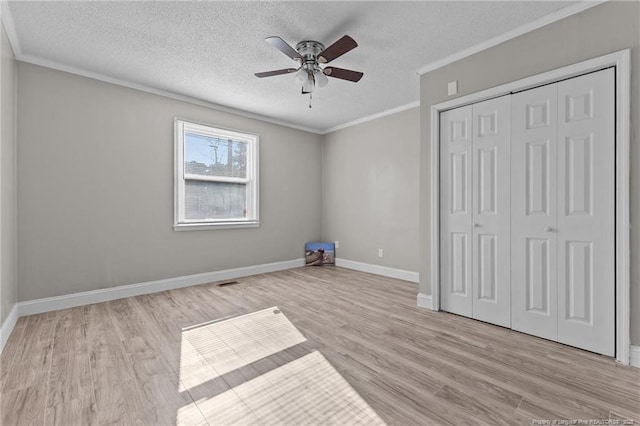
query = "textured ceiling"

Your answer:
(7, 1), (578, 132)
